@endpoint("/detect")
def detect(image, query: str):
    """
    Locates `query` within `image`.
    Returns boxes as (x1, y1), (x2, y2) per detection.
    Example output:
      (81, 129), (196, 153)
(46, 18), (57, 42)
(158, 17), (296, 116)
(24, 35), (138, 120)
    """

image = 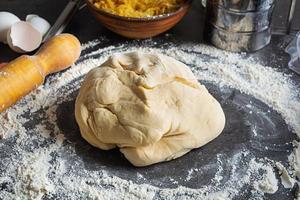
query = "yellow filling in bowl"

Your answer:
(92, 0), (185, 18)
